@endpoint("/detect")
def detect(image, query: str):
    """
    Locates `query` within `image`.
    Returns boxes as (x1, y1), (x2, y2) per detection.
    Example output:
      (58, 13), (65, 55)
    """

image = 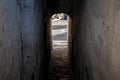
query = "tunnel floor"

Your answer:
(48, 48), (73, 80)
